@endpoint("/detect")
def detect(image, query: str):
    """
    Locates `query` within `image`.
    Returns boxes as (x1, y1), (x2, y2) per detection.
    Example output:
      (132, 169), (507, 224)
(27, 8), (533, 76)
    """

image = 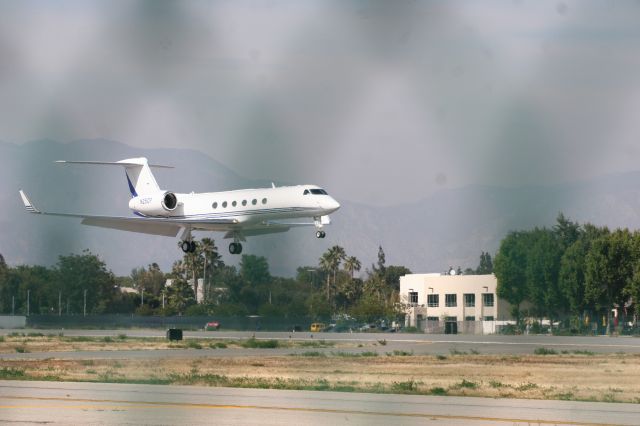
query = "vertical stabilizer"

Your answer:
(118, 158), (161, 197)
